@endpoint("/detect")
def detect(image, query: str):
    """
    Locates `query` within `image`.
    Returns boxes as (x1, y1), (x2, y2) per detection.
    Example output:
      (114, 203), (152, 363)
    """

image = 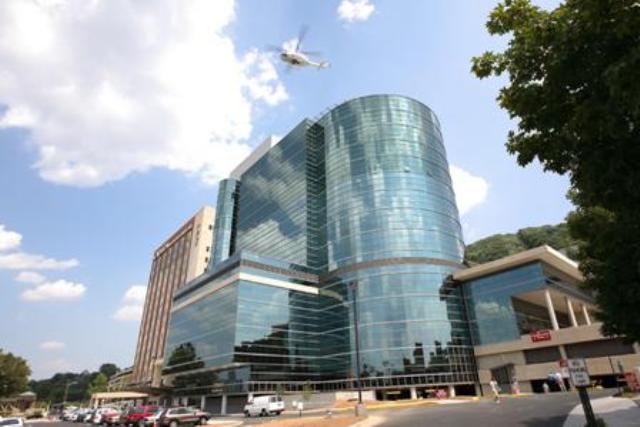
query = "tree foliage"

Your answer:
(88, 373), (108, 395)
(98, 363), (119, 380)
(0, 349), (31, 398)
(302, 380), (313, 402)
(465, 223), (578, 264)
(472, 0), (640, 341)
(29, 363), (120, 403)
